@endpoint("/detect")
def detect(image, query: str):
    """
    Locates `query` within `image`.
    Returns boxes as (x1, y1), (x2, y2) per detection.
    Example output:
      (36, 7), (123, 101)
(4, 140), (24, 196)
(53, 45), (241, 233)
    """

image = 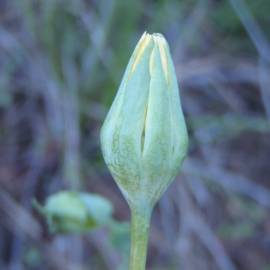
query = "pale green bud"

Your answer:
(100, 32), (188, 208)
(35, 191), (113, 233)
